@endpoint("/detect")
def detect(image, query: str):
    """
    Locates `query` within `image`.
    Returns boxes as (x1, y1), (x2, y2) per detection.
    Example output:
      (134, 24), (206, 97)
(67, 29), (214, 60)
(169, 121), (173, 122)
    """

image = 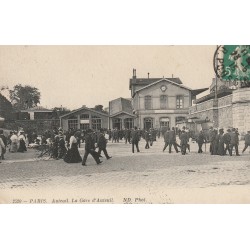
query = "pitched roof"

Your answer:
(60, 106), (109, 119)
(109, 111), (136, 118)
(129, 77), (183, 89)
(133, 78), (192, 96)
